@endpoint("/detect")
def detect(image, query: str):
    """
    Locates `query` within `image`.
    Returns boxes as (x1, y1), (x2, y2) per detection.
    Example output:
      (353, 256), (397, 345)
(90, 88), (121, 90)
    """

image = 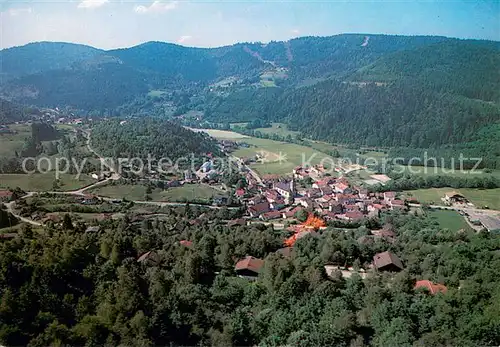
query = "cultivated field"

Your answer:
(90, 183), (222, 202)
(253, 123), (300, 138)
(152, 184), (222, 202)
